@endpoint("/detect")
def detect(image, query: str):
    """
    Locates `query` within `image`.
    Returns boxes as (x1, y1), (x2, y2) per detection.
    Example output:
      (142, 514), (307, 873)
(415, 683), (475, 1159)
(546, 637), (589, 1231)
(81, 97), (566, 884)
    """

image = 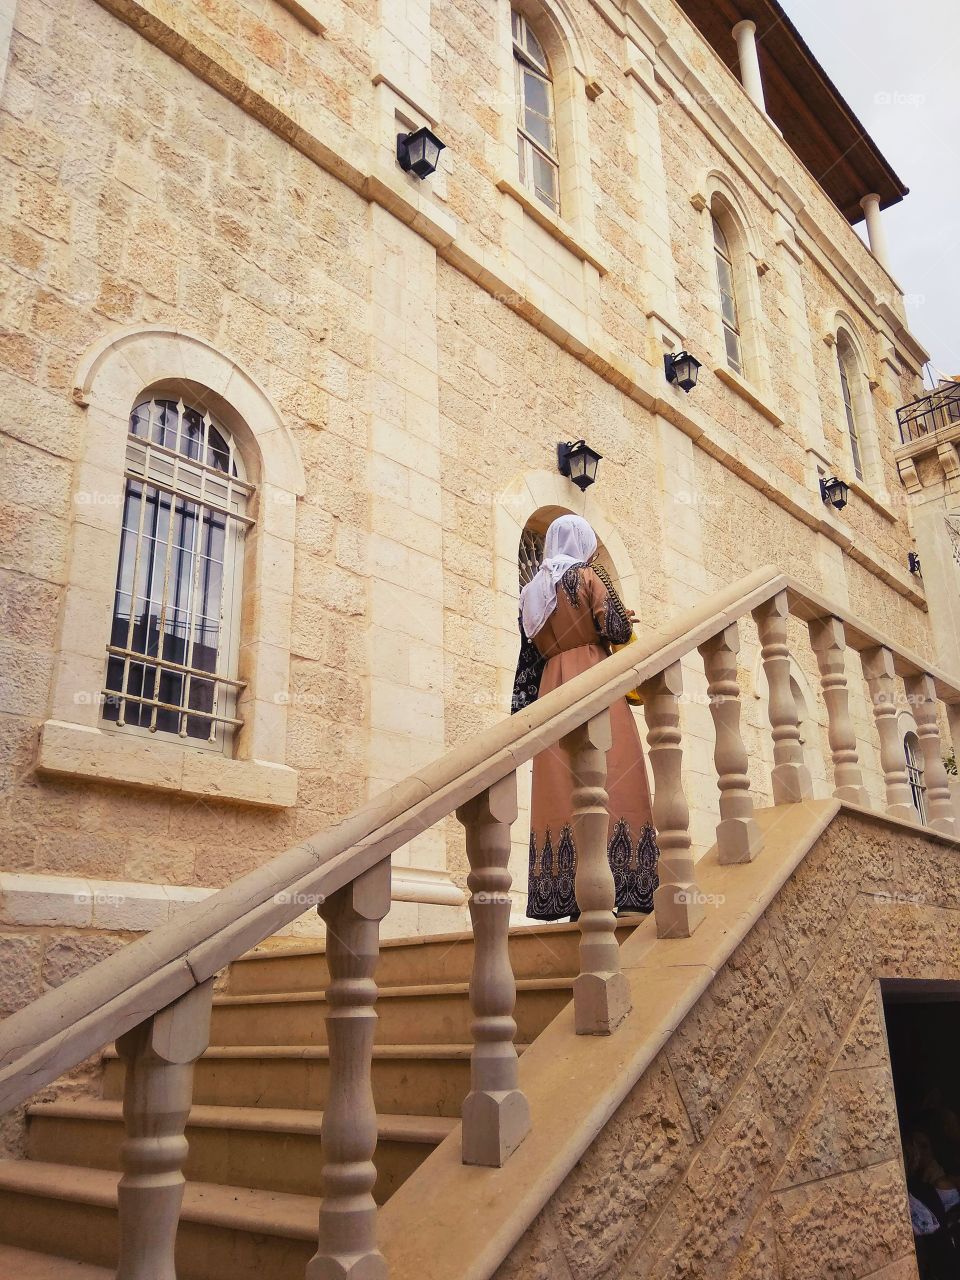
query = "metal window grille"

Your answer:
(904, 733), (927, 825)
(101, 398), (253, 752)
